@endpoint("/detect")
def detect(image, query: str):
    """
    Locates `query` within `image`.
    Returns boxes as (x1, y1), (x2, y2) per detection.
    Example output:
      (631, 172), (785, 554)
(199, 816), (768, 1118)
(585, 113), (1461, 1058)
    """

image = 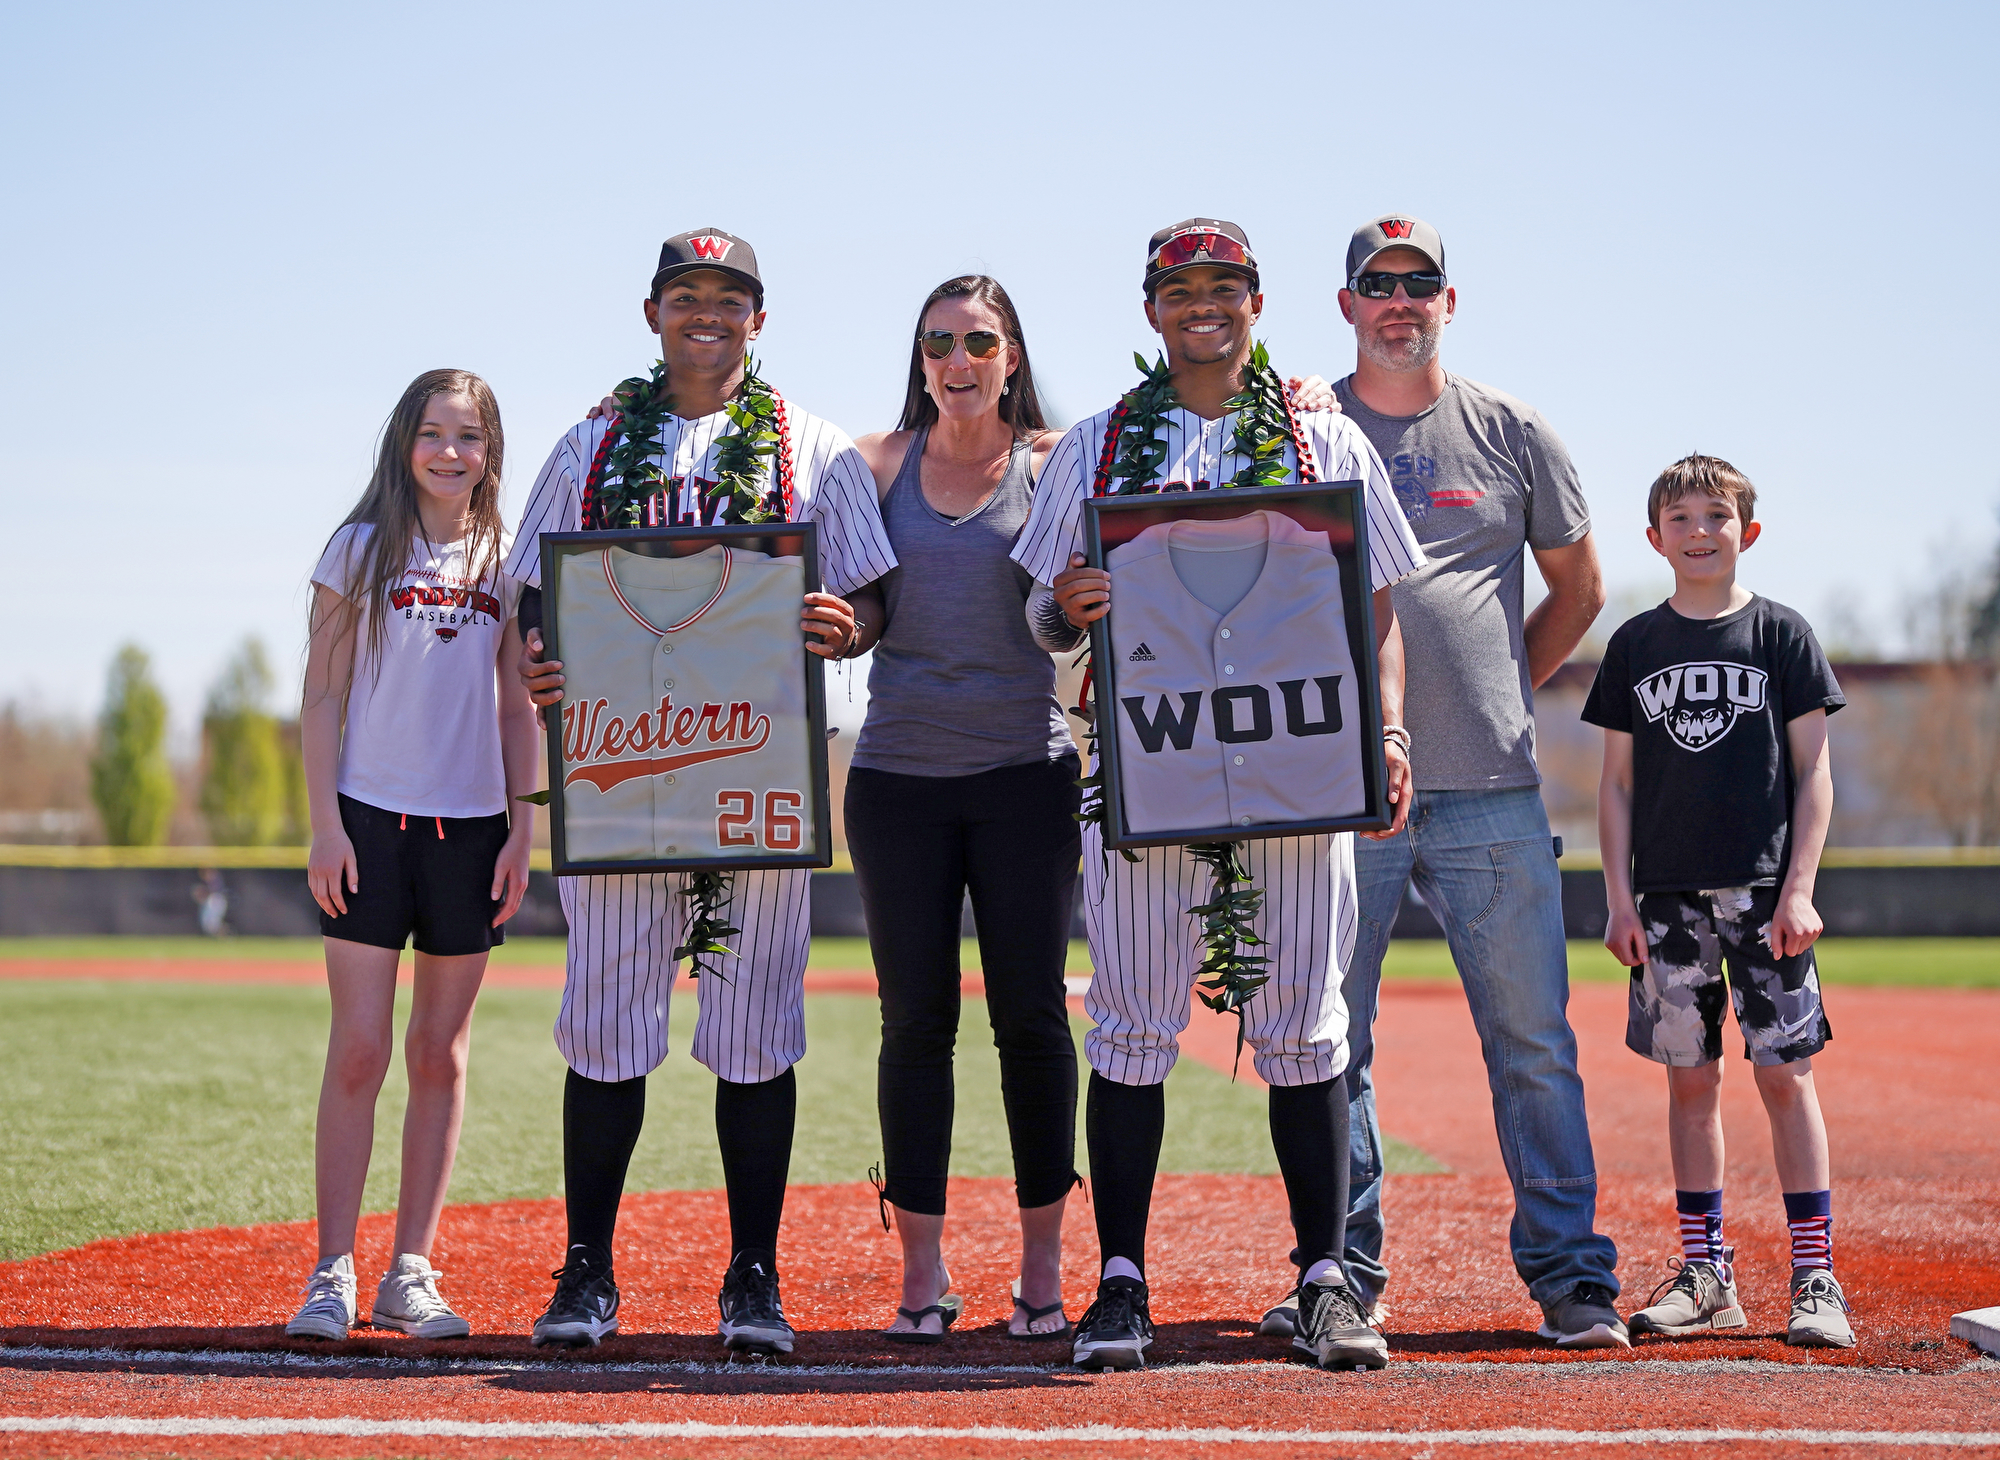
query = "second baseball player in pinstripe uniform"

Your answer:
(1018, 219), (1426, 1372)
(511, 228), (894, 1355)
